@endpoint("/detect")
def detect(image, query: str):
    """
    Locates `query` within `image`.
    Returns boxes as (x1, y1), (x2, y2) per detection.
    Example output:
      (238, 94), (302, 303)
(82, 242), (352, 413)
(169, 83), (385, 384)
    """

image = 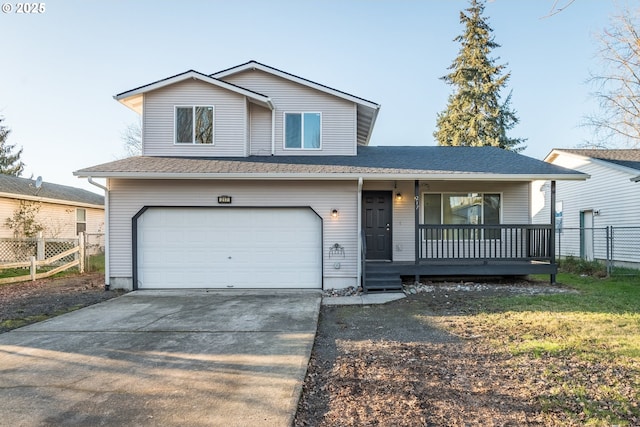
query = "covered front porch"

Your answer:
(360, 180), (558, 292)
